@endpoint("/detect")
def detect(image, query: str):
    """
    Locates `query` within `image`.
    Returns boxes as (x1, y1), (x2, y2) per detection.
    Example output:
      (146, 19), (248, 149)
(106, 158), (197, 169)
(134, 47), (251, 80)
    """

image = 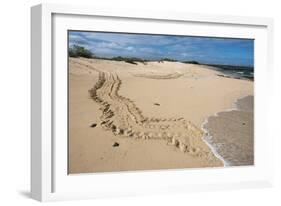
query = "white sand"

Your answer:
(68, 57), (253, 173)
